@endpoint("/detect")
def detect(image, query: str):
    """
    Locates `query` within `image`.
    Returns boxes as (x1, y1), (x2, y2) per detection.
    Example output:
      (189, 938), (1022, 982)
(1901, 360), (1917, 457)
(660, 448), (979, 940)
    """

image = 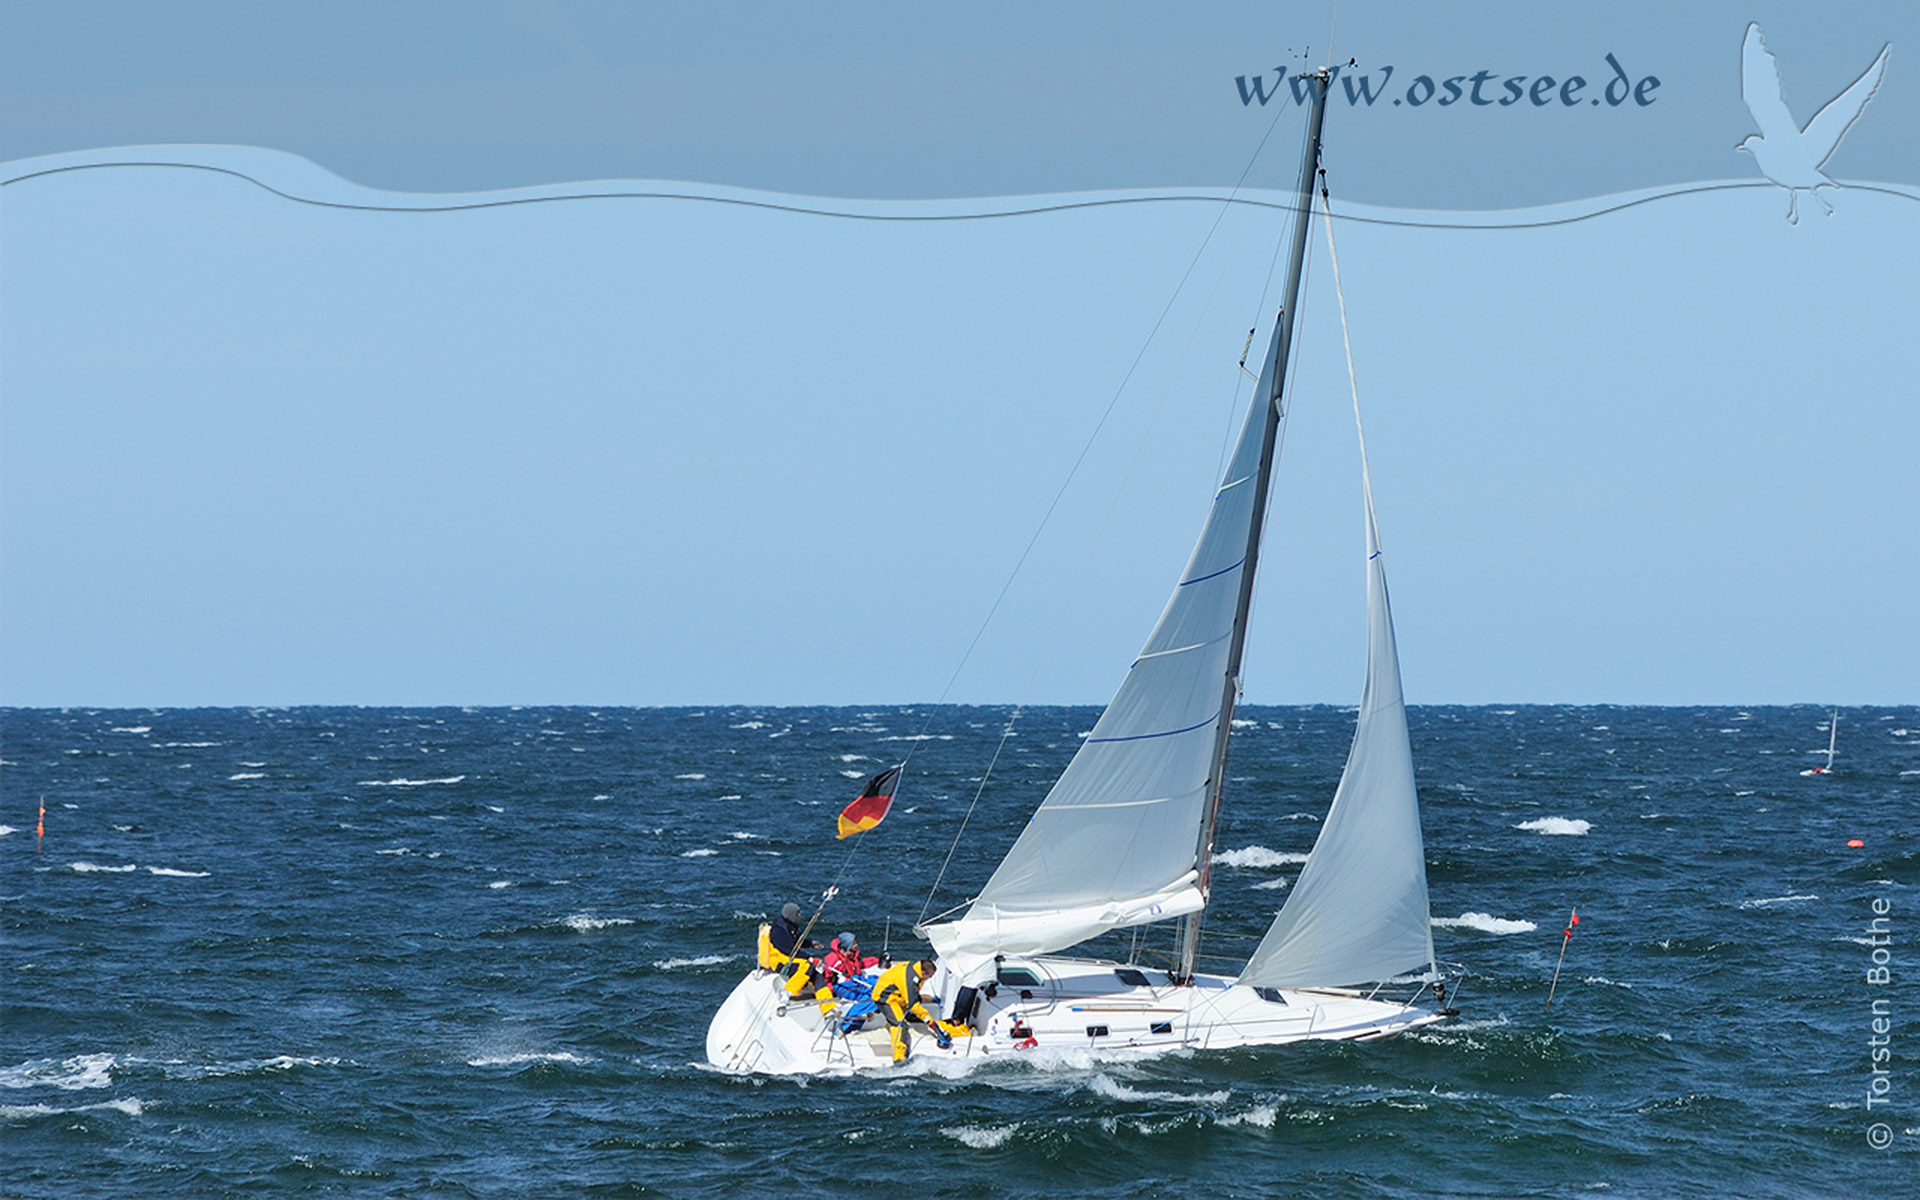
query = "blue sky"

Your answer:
(2, 5), (1915, 705)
